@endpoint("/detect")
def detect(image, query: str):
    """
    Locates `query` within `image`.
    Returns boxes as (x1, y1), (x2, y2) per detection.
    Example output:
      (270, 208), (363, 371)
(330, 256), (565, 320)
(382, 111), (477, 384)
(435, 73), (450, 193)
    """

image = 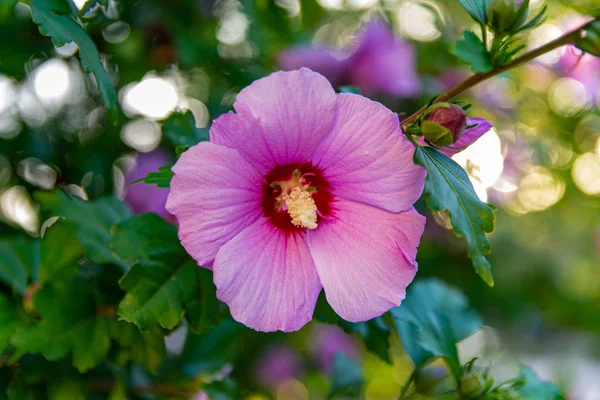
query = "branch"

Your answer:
(401, 19), (597, 130)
